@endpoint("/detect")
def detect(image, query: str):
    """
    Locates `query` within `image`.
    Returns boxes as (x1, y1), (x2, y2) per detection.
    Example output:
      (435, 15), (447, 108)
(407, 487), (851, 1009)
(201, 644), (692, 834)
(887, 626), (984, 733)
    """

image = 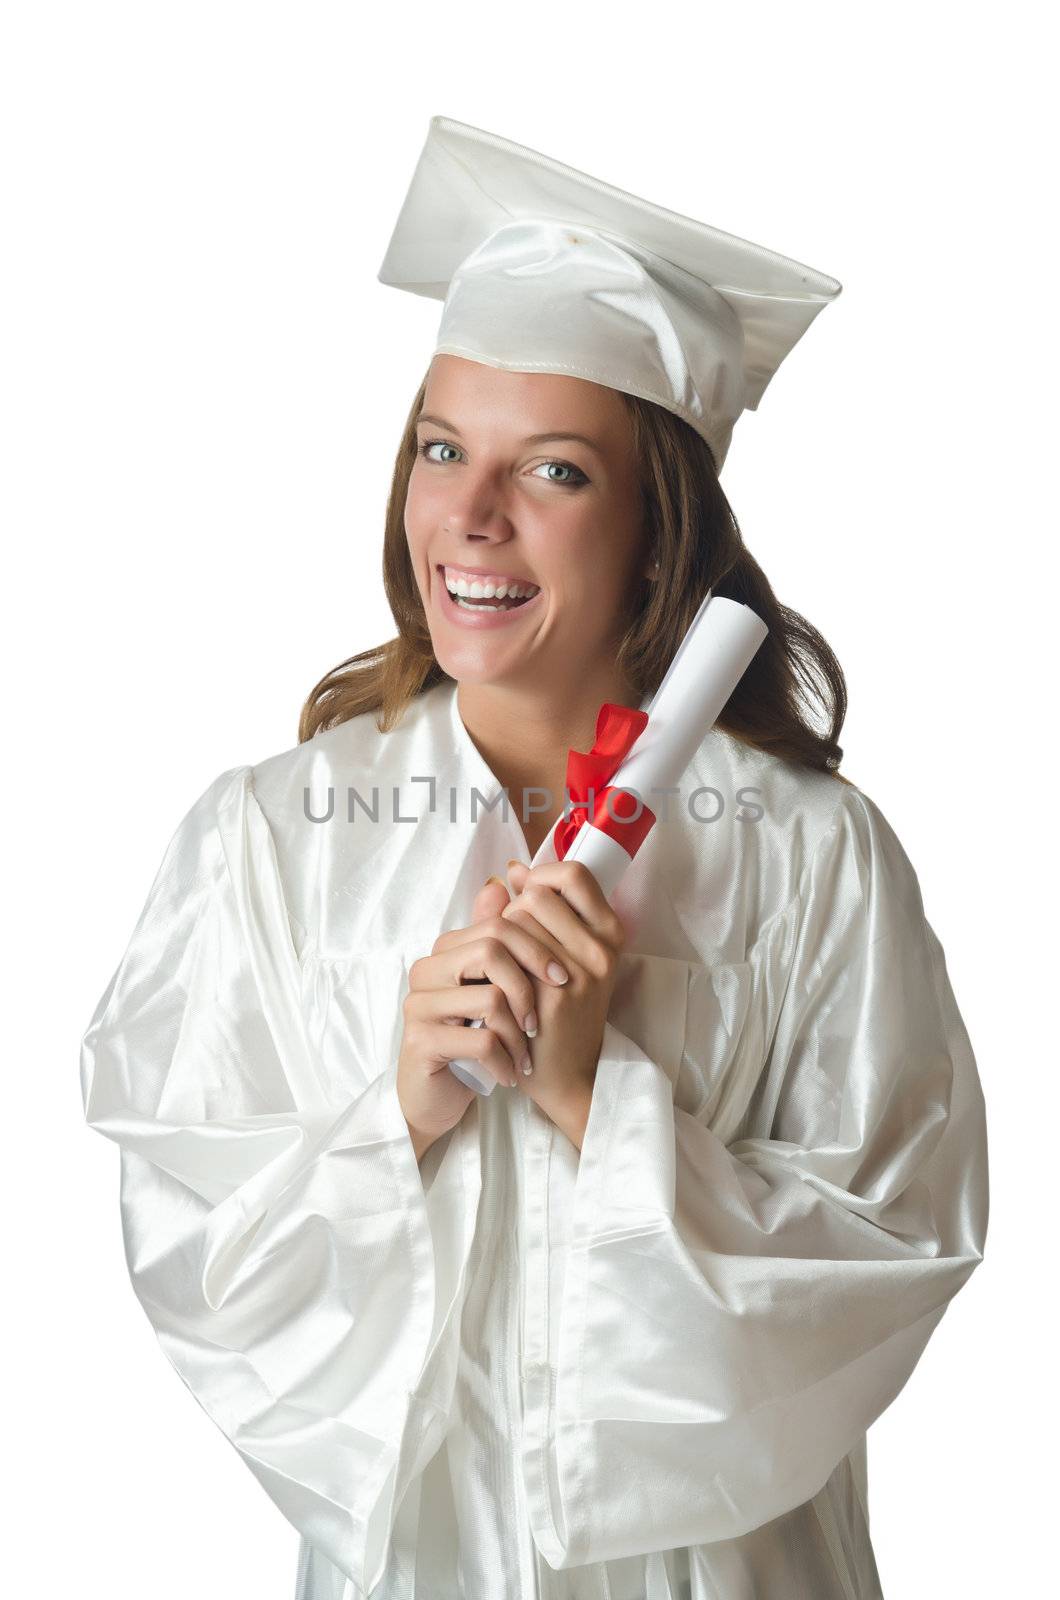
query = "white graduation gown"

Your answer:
(80, 678), (989, 1599)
